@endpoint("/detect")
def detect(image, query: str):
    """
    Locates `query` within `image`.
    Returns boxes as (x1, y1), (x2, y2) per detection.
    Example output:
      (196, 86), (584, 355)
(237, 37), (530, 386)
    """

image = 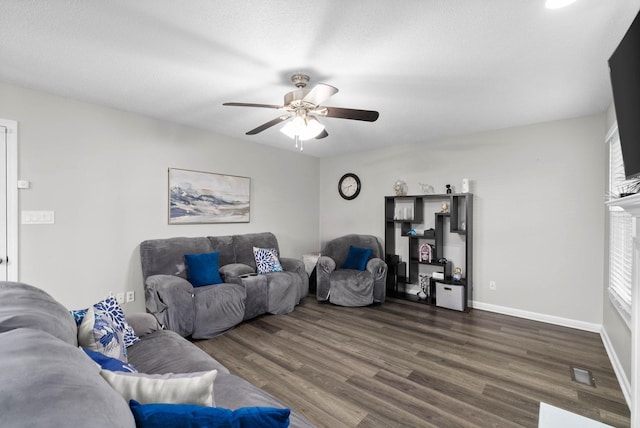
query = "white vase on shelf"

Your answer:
(461, 178), (470, 193)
